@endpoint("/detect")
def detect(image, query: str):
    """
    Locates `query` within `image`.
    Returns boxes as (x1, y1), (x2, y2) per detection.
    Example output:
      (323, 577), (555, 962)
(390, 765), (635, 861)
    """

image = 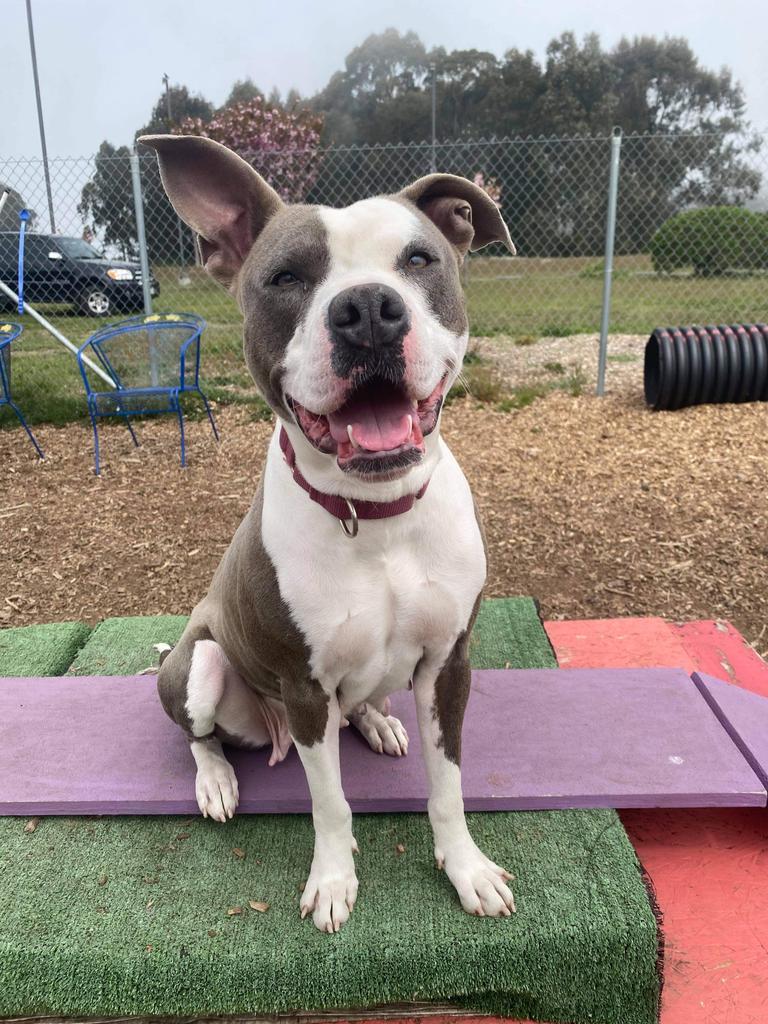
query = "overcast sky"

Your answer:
(4, 0), (767, 158)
